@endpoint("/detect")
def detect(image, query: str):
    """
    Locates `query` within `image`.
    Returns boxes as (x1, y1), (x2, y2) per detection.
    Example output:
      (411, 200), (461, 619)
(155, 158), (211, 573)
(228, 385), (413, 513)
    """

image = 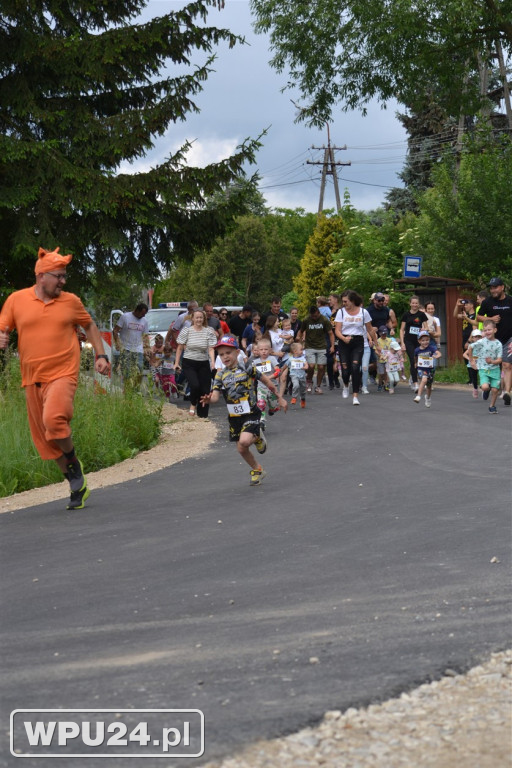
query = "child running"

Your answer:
(385, 338), (403, 394)
(462, 328), (483, 399)
(200, 335), (287, 486)
(413, 330), (441, 407)
(288, 341), (308, 408)
(468, 320), (503, 414)
(376, 325), (392, 391)
(251, 338), (287, 430)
